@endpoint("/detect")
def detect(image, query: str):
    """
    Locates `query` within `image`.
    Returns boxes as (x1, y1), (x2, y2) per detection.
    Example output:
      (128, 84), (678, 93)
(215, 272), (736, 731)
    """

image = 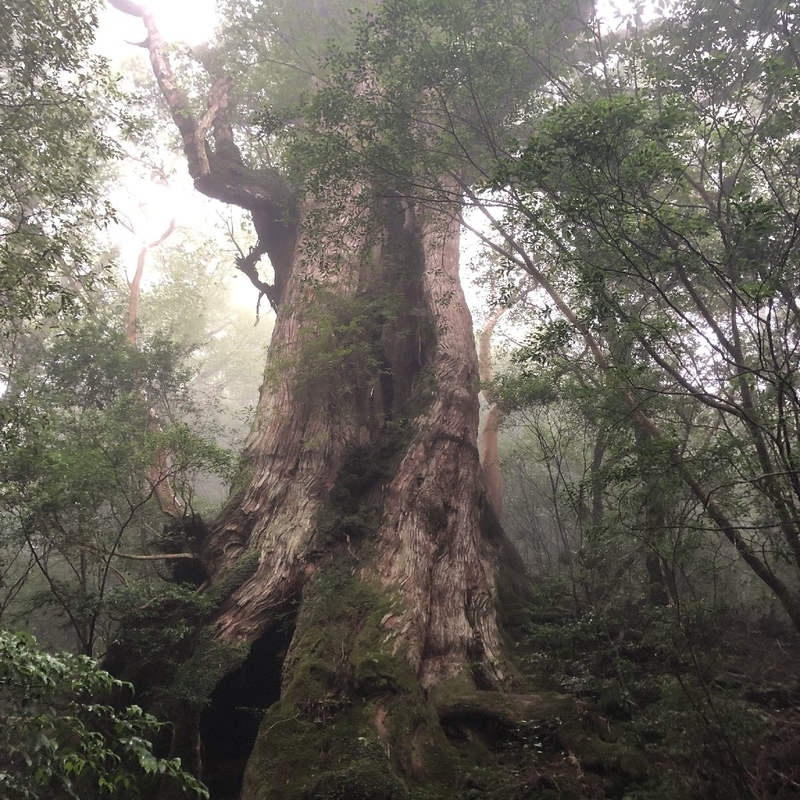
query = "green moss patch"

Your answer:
(241, 563), (470, 798)
(305, 758), (408, 800)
